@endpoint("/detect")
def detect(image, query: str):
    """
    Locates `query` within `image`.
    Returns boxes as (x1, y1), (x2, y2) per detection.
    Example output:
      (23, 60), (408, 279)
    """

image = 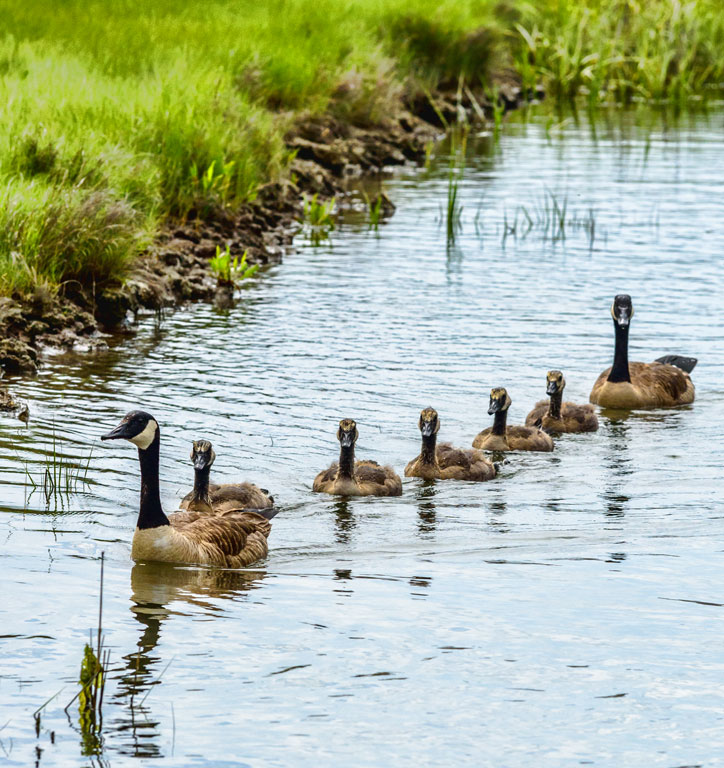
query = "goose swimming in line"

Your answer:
(101, 411), (277, 567)
(313, 419), (402, 496)
(473, 388), (554, 452)
(589, 294), (696, 409)
(526, 371), (599, 433)
(180, 439), (274, 514)
(405, 407), (496, 481)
